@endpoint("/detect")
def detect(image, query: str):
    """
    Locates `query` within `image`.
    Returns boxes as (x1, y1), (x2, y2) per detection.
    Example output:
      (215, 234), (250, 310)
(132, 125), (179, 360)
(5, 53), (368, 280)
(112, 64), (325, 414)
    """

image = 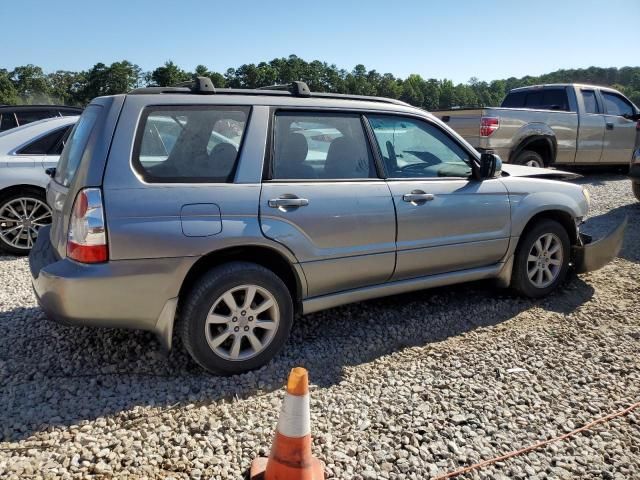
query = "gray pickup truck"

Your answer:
(438, 84), (640, 167)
